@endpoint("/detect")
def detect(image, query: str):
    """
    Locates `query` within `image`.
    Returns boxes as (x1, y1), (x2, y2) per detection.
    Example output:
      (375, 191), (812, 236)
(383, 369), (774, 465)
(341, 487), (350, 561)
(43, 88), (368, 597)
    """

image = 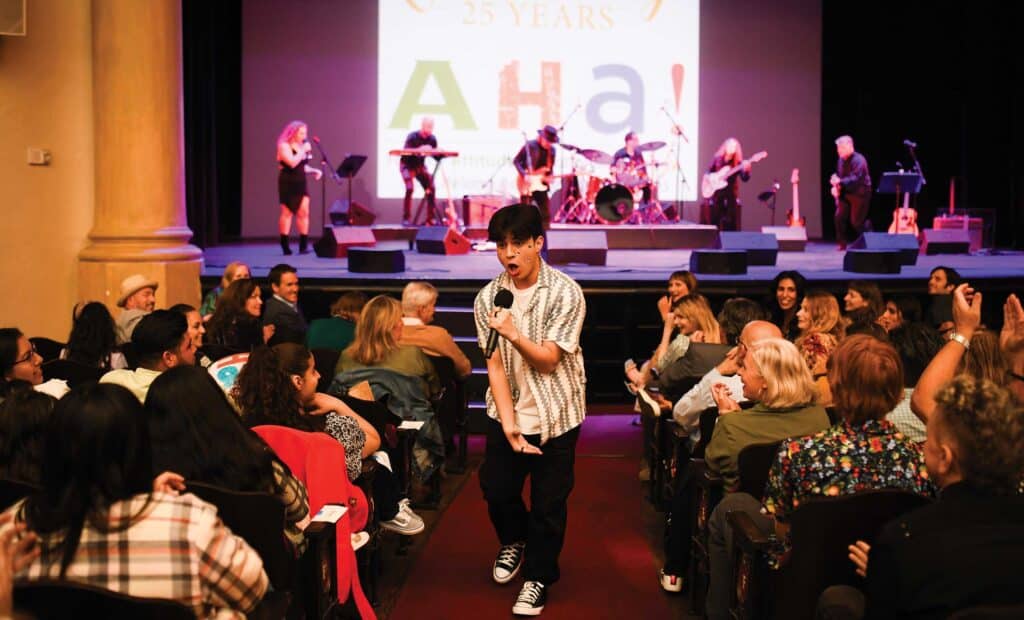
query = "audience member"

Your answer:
(100, 310), (195, 402)
(306, 291), (367, 351)
(6, 383), (268, 616)
(656, 270), (698, 321)
(235, 344), (423, 535)
(845, 280), (885, 338)
(144, 366), (310, 551)
(62, 302), (125, 370)
(337, 295), (441, 399)
(794, 290), (845, 405)
(206, 278), (271, 356)
(399, 281), (472, 378)
(885, 323), (944, 442)
(767, 270), (807, 341)
(263, 264), (308, 347)
(0, 389), (55, 484)
(878, 295), (922, 333)
(927, 266), (960, 295)
(199, 261), (251, 318)
(168, 303), (210, 367)
(114, 274), (158, 344)
(924, 266), (960, 333)
(627, 293), (721, 390)
(704, 334), (934, 620)
(0, 329), (67, 400)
